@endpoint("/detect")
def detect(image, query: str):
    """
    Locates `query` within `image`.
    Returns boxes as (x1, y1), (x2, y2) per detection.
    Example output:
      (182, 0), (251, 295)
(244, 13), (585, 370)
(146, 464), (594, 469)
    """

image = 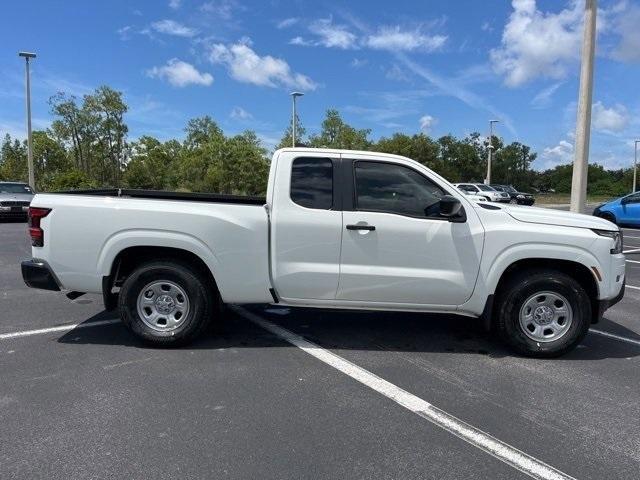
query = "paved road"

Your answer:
(1, 219), (639, 479)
